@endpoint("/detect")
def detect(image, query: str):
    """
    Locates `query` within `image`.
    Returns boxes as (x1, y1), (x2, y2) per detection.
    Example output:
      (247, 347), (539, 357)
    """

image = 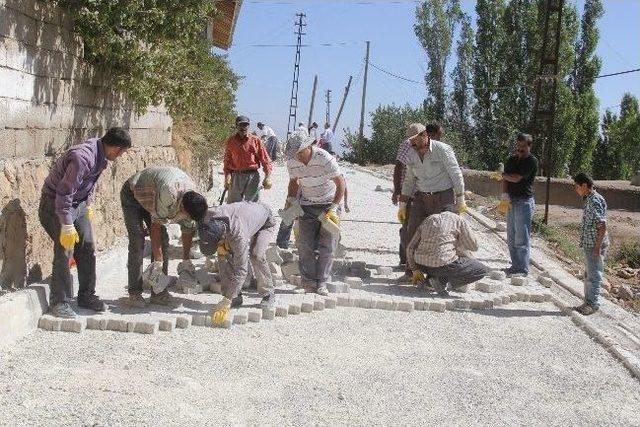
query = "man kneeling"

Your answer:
(407, 211), (489, 296)
(182, 194), (277, 320)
